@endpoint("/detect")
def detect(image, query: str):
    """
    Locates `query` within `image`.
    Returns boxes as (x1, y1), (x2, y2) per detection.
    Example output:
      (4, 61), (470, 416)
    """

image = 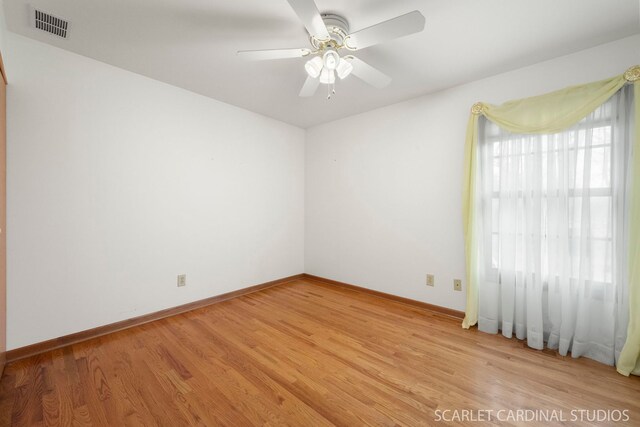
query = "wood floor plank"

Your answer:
(1, 279), (639, 426)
